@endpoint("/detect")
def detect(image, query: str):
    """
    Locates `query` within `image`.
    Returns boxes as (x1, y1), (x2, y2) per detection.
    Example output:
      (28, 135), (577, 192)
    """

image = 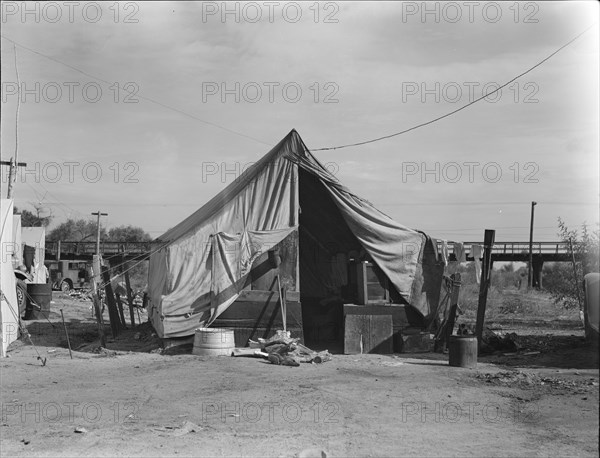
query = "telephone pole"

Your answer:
(528, 201), (537, 289)
(1, 158), (27, 199)
(90, 210), (108, 347)
(91, 211), (108, 255)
